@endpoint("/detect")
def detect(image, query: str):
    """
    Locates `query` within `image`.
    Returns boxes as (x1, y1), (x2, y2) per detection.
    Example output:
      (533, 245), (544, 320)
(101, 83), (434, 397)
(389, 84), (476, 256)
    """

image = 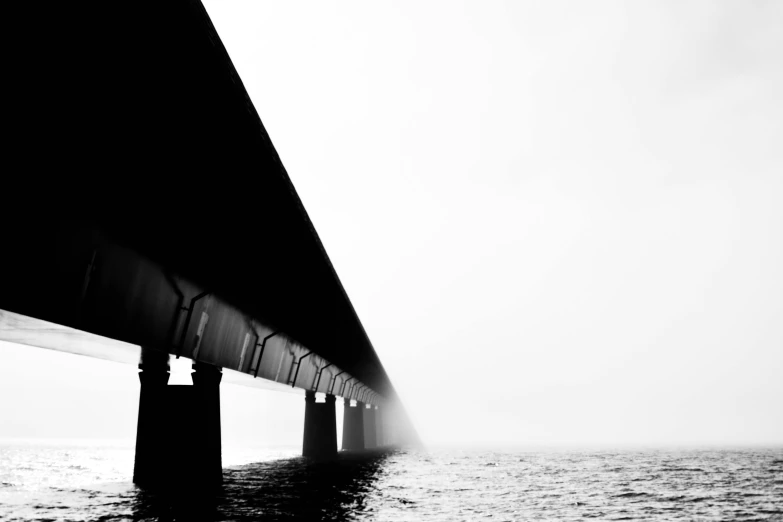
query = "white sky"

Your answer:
(2, 0), (782, 448)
